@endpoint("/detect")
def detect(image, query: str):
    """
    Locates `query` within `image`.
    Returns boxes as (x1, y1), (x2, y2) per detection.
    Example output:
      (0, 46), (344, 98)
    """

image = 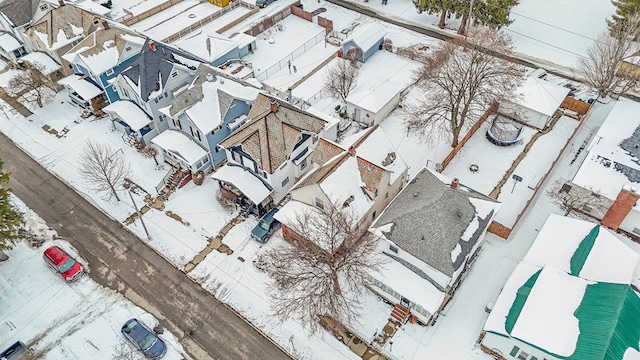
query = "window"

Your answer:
(93, 19), (100, 25)
(171, 72), (178, 77)
(385, 192), (389, 200)
(633, 227), (640, 236)
(371, 211), (376, 220)
(281, 177), (289, 187)
(190, 126), (194, 137)
(315, 198), (324, 210)
(40, 4), (48, 11)
(531, 357), (538, 360)
(517, 352), (529, 360)
(510, 346), (520, 357)
(196, 131), (201, 141)
(389, 245), (398, 253)
(158, 115), (164, 122)
(300, 158), (307, 170)
(125, 46), (131, 51)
